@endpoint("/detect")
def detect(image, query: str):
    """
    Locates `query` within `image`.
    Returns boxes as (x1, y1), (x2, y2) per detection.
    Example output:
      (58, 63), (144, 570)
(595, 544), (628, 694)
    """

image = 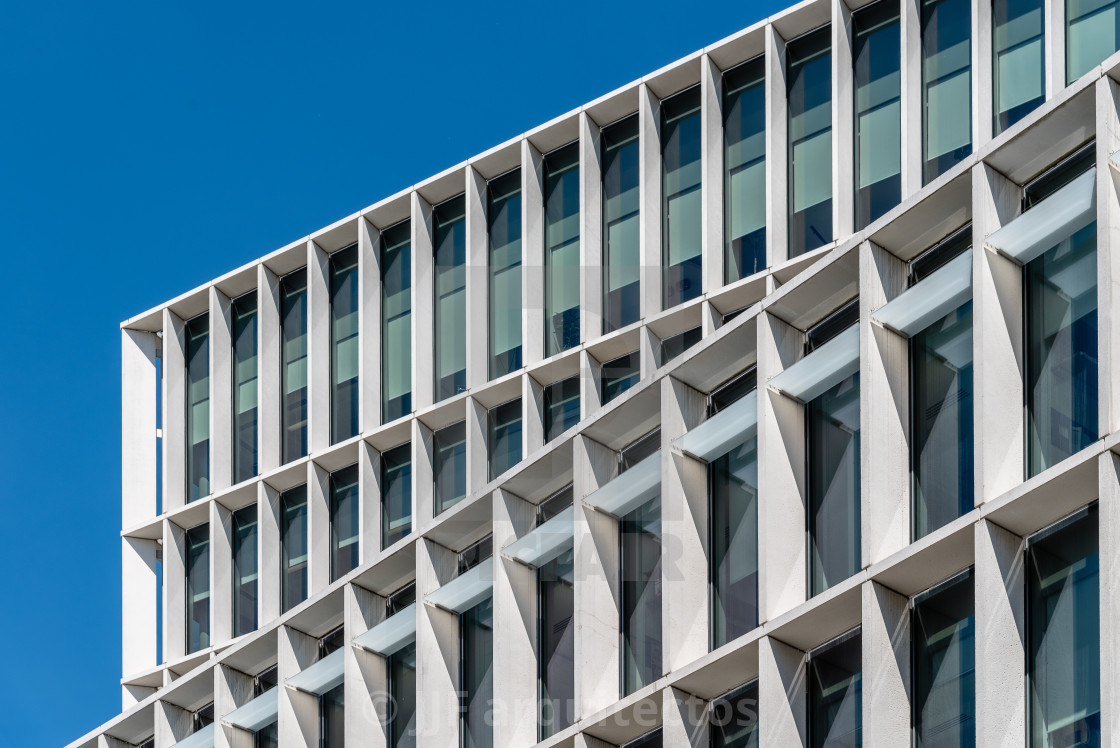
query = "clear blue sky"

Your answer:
(0, 1), (785, 745)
